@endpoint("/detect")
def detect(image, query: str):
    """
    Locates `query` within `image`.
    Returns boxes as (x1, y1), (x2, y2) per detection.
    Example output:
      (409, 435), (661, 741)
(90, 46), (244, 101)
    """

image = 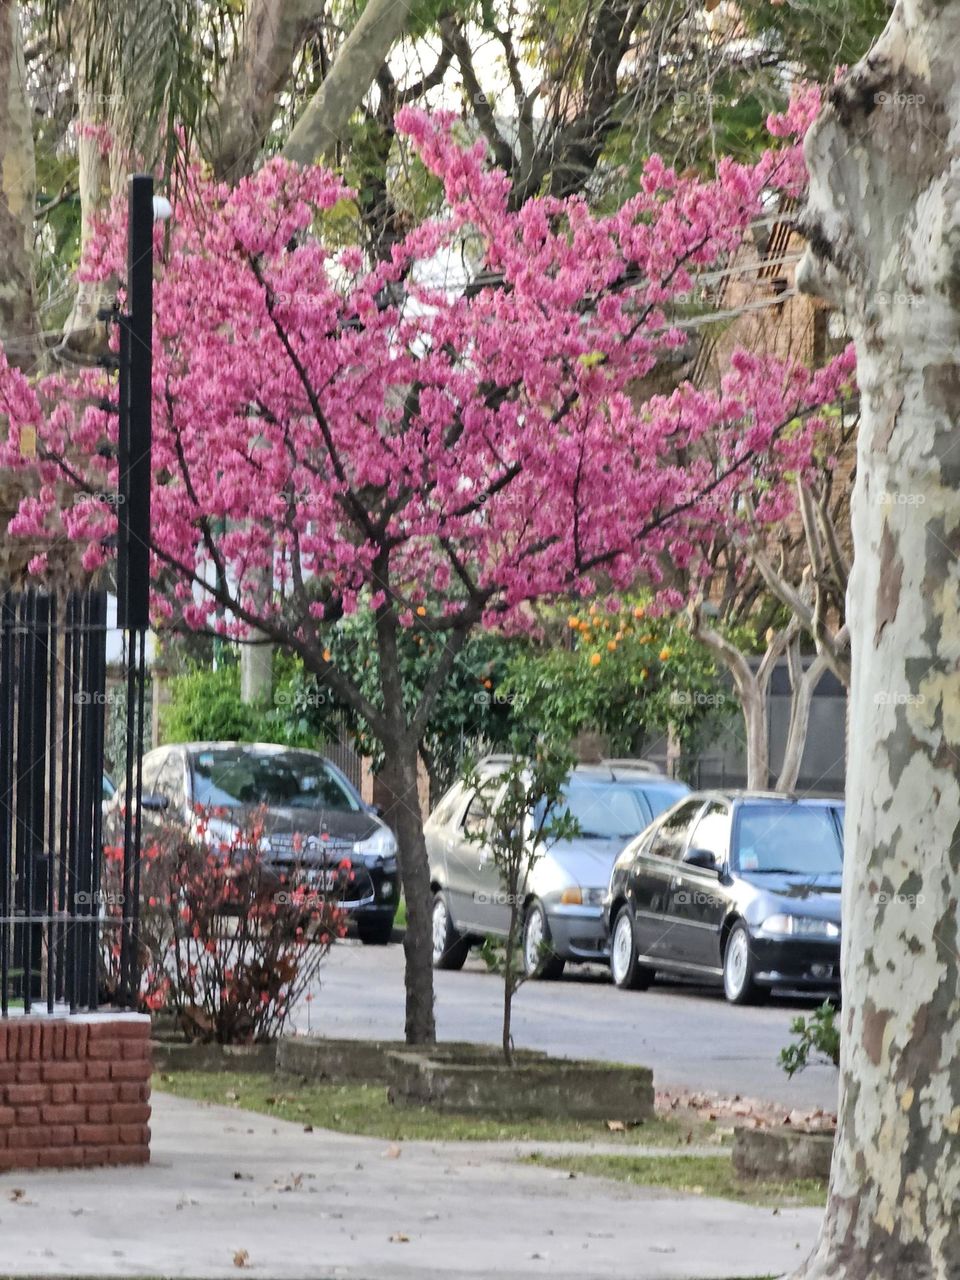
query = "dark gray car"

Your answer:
(425, 758), (690, 978)
(105, 742), (400, 944)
